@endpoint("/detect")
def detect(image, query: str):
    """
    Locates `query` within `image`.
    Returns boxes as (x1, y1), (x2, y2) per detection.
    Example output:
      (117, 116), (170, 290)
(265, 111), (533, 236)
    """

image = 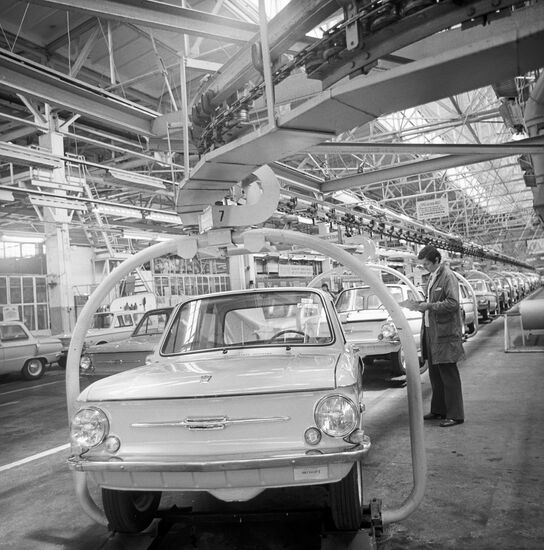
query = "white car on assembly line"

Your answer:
(68, 288), (371, 533)
(335, 284), (425, 376)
